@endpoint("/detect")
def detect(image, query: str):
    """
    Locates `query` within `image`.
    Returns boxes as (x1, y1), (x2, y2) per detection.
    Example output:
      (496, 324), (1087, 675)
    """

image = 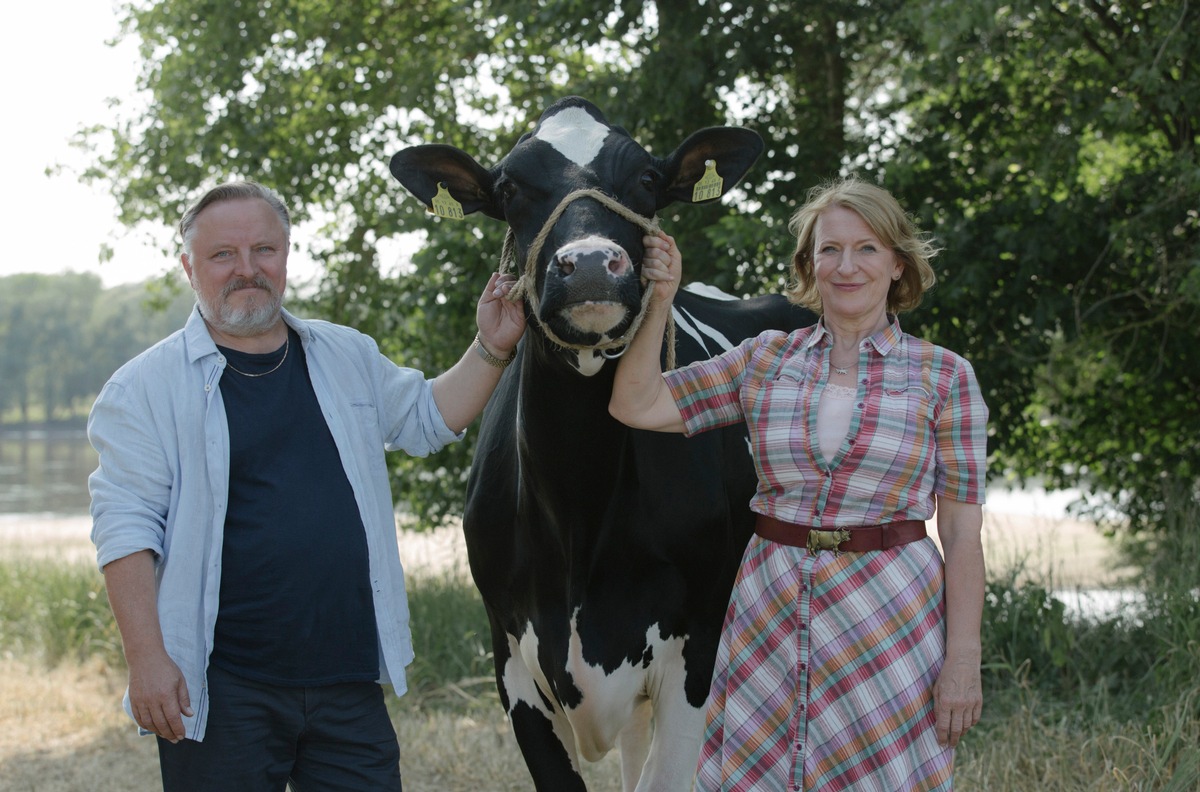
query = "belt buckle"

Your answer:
(806, 528), (851, 555)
